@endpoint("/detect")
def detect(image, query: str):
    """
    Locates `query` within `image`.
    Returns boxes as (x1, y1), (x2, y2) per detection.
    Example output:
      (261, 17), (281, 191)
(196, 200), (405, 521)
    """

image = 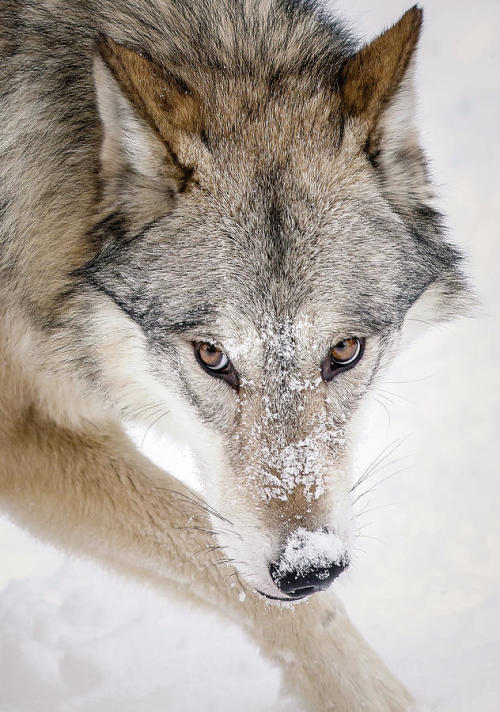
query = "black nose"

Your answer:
(269, 559), (348, 599)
